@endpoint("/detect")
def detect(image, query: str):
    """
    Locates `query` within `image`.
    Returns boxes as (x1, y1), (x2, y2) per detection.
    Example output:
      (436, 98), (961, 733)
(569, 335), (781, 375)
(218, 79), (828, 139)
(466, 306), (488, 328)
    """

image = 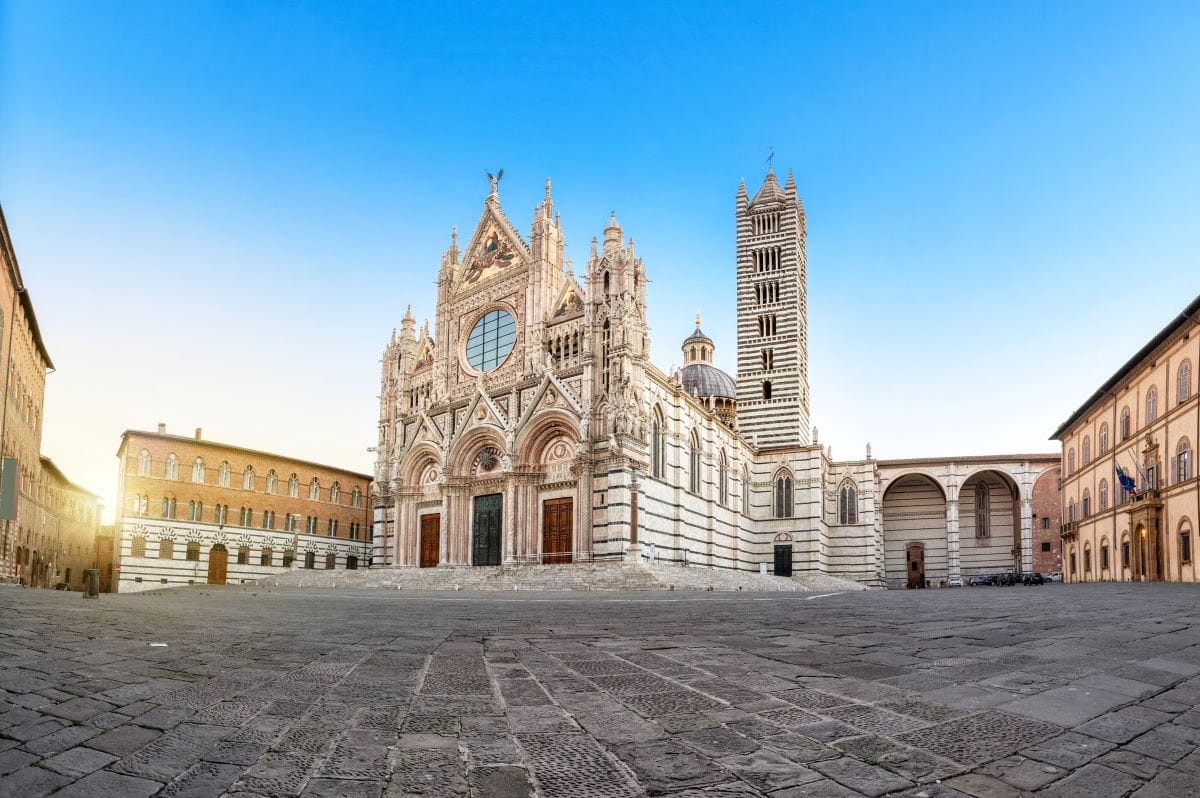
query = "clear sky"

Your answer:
(2, 1), (1199, 519)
